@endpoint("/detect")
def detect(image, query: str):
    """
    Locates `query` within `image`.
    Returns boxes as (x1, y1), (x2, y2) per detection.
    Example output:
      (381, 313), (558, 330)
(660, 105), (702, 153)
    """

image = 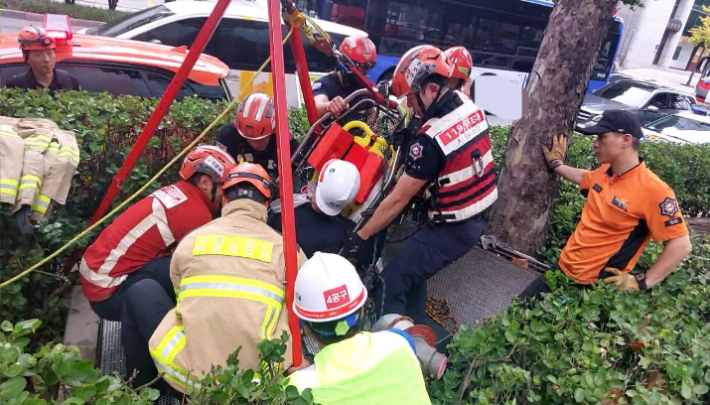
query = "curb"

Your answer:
(0, 8), (105, 27)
